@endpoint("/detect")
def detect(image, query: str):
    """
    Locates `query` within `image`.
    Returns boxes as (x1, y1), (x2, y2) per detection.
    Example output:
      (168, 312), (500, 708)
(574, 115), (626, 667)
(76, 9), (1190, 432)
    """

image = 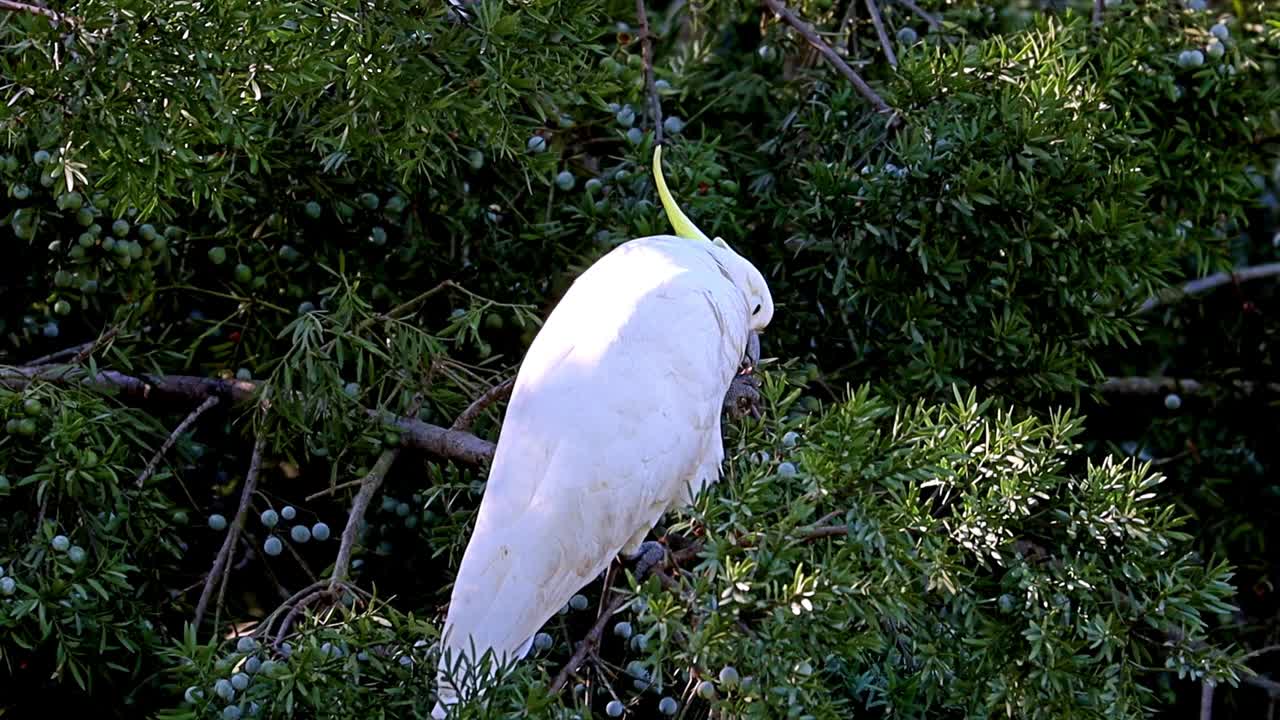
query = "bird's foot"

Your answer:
(723, 372), (762, 420)
(628, 541), (668, 580)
